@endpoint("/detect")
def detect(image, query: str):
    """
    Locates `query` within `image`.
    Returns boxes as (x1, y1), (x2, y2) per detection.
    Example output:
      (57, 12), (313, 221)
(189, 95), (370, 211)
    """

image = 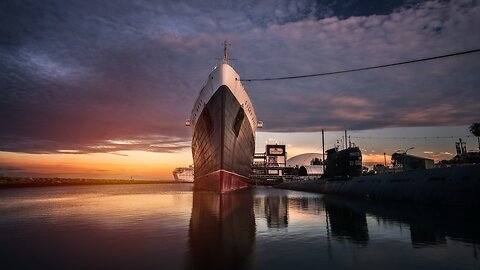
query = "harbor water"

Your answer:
(1, 184), (479, 269)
